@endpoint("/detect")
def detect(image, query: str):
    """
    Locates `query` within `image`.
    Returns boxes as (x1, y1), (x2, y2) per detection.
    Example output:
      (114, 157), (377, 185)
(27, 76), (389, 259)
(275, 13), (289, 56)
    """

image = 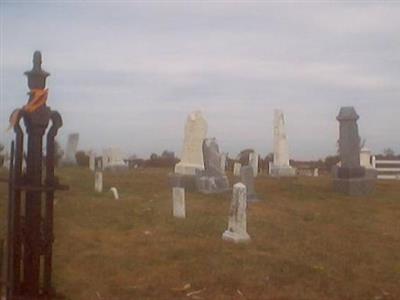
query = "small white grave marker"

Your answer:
(110, 187), (119, 200)
(172, 187), (185, 218)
